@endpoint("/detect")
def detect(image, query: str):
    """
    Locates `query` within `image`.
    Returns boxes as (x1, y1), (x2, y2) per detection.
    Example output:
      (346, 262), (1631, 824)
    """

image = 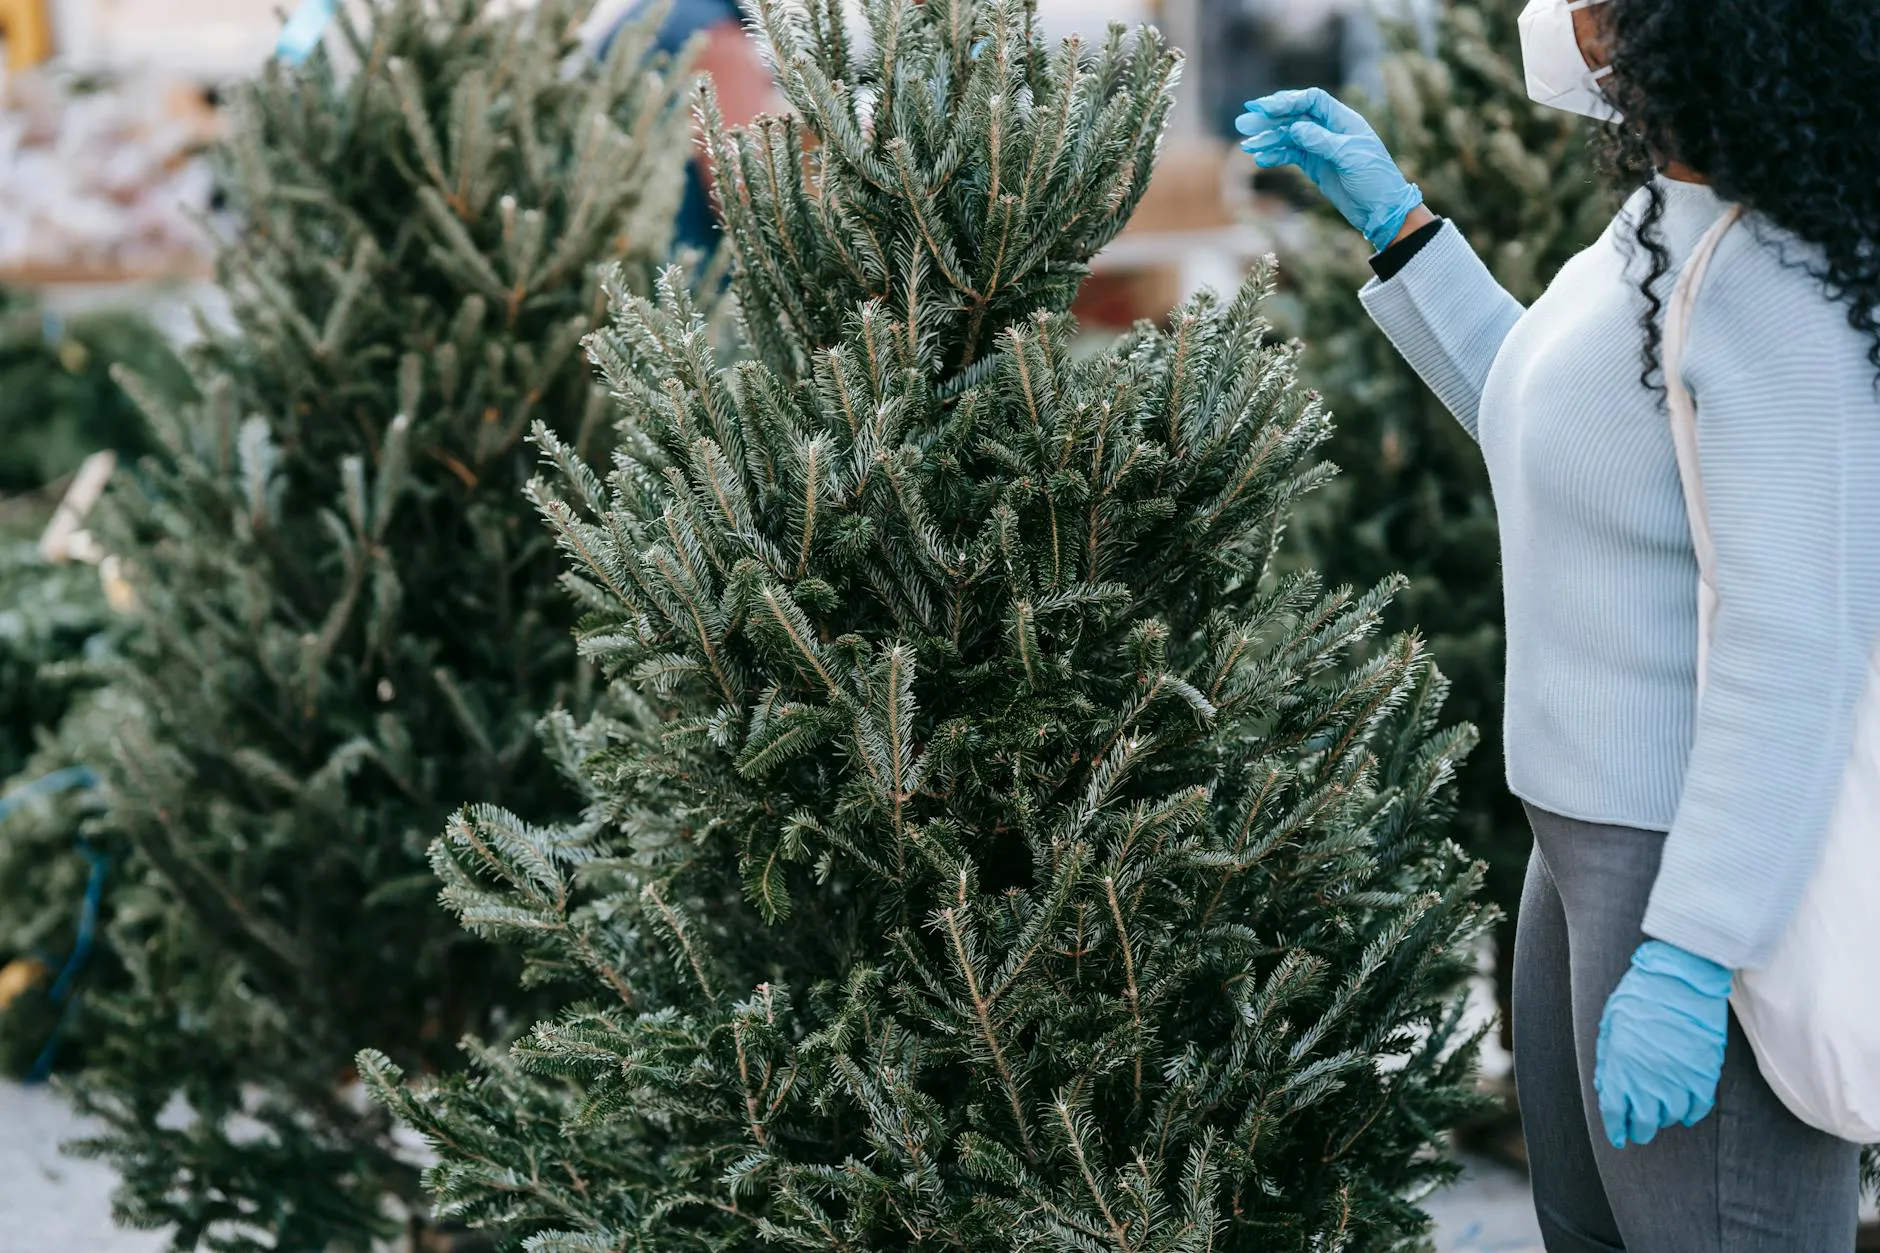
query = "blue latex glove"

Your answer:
(1594, 940), (1733, 1149)
(1235, 88), (1425, 253)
